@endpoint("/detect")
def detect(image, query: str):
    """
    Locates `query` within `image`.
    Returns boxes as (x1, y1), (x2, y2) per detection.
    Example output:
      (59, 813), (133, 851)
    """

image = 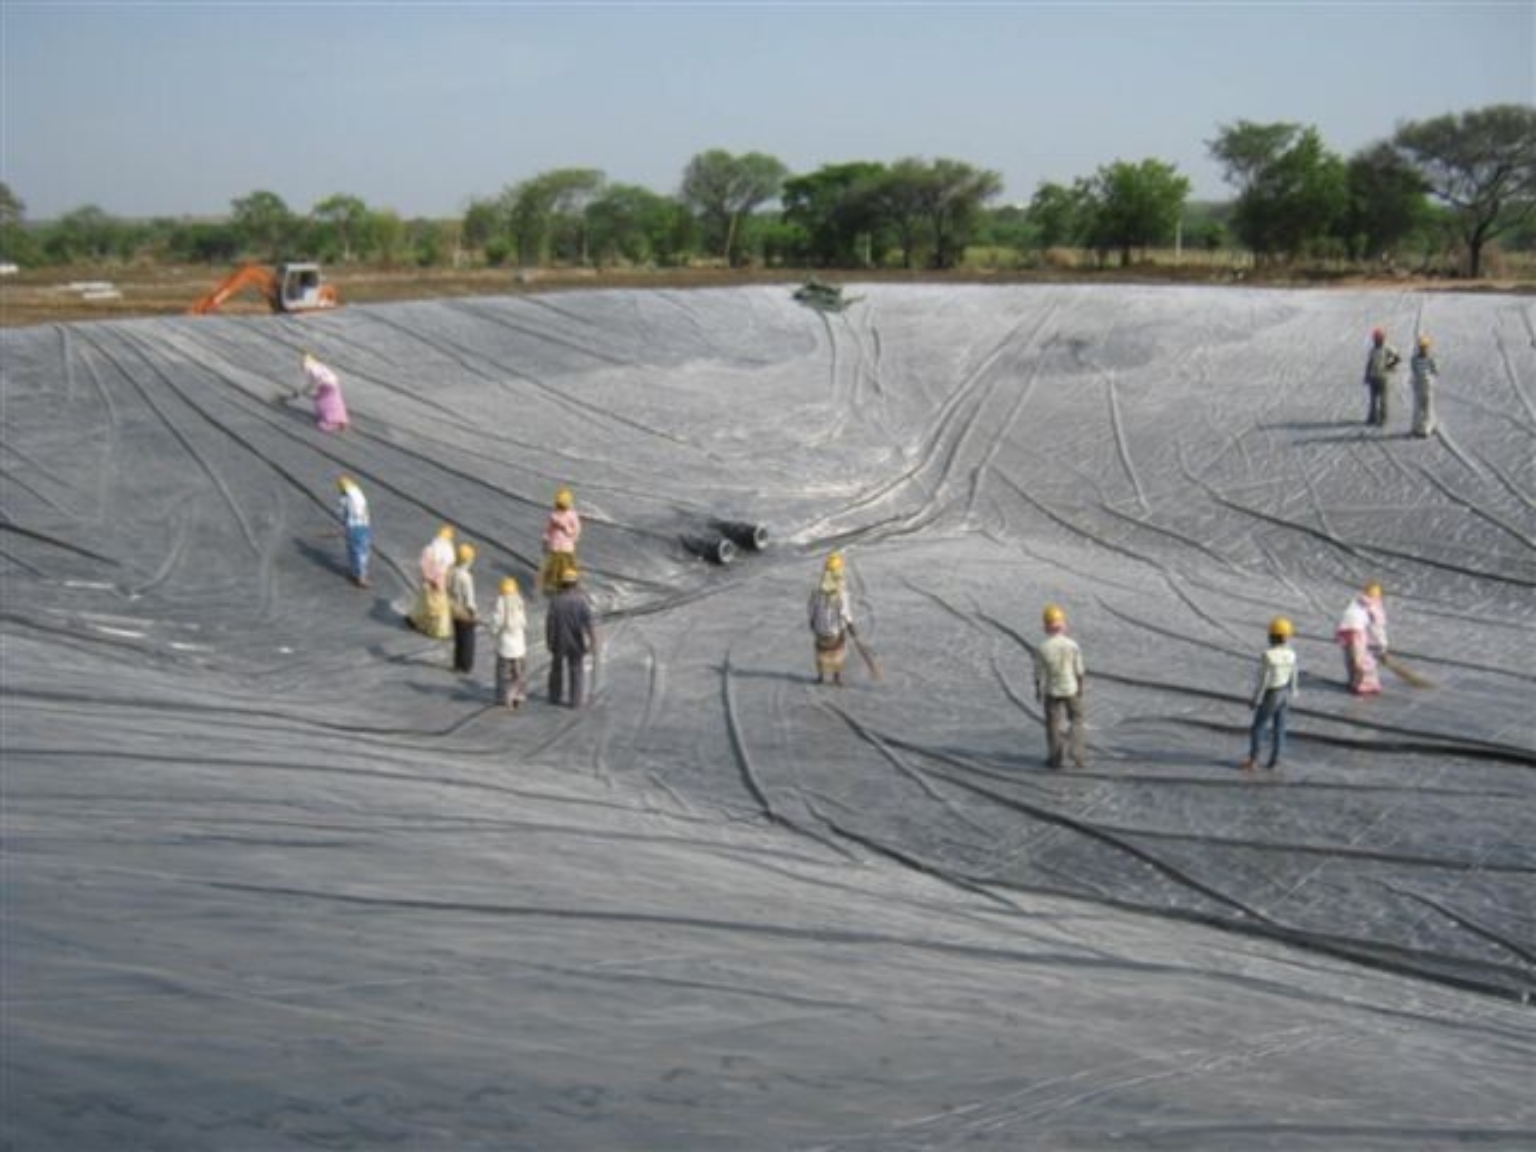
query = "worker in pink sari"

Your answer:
(1336, 581), (1388, 695)
(302, 353), (350, 432)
